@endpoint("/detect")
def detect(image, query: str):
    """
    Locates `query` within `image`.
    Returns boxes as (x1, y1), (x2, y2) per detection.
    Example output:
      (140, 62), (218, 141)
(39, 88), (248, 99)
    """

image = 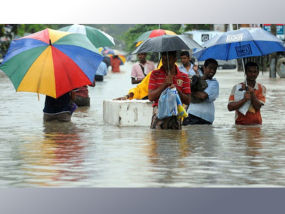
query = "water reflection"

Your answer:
(20, 122), (87, 186)
(233, 126), (263, 158)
